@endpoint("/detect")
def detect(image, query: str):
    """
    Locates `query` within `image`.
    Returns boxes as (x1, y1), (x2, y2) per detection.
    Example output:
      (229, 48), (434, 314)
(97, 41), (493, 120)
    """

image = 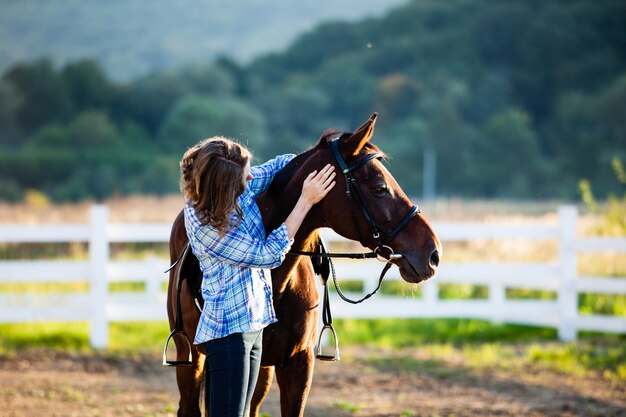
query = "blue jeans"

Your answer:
(201, 329), (263, 417)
